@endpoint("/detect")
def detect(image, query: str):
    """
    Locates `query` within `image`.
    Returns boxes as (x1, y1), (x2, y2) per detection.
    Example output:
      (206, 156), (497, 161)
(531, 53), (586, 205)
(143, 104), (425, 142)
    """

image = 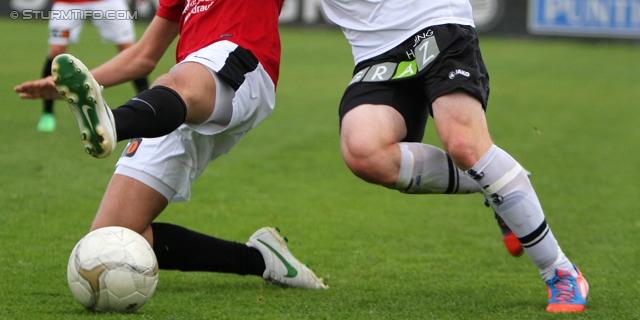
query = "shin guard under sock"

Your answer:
(467, 145), (575, 277)
(112, 85), (187, 141)
(390, 142), (481, 194)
